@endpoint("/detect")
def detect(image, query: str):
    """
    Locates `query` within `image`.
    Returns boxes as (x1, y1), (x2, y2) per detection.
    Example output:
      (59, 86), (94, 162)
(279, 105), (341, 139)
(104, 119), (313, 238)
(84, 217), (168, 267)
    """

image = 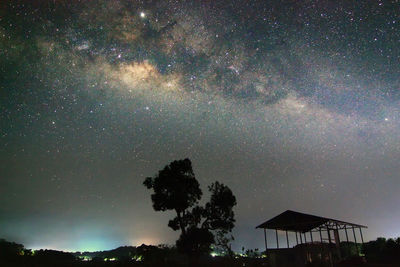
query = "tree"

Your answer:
(144, 158), (237, 255)
(143, 158), (202, 236)
(0, 239), (25, 259)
